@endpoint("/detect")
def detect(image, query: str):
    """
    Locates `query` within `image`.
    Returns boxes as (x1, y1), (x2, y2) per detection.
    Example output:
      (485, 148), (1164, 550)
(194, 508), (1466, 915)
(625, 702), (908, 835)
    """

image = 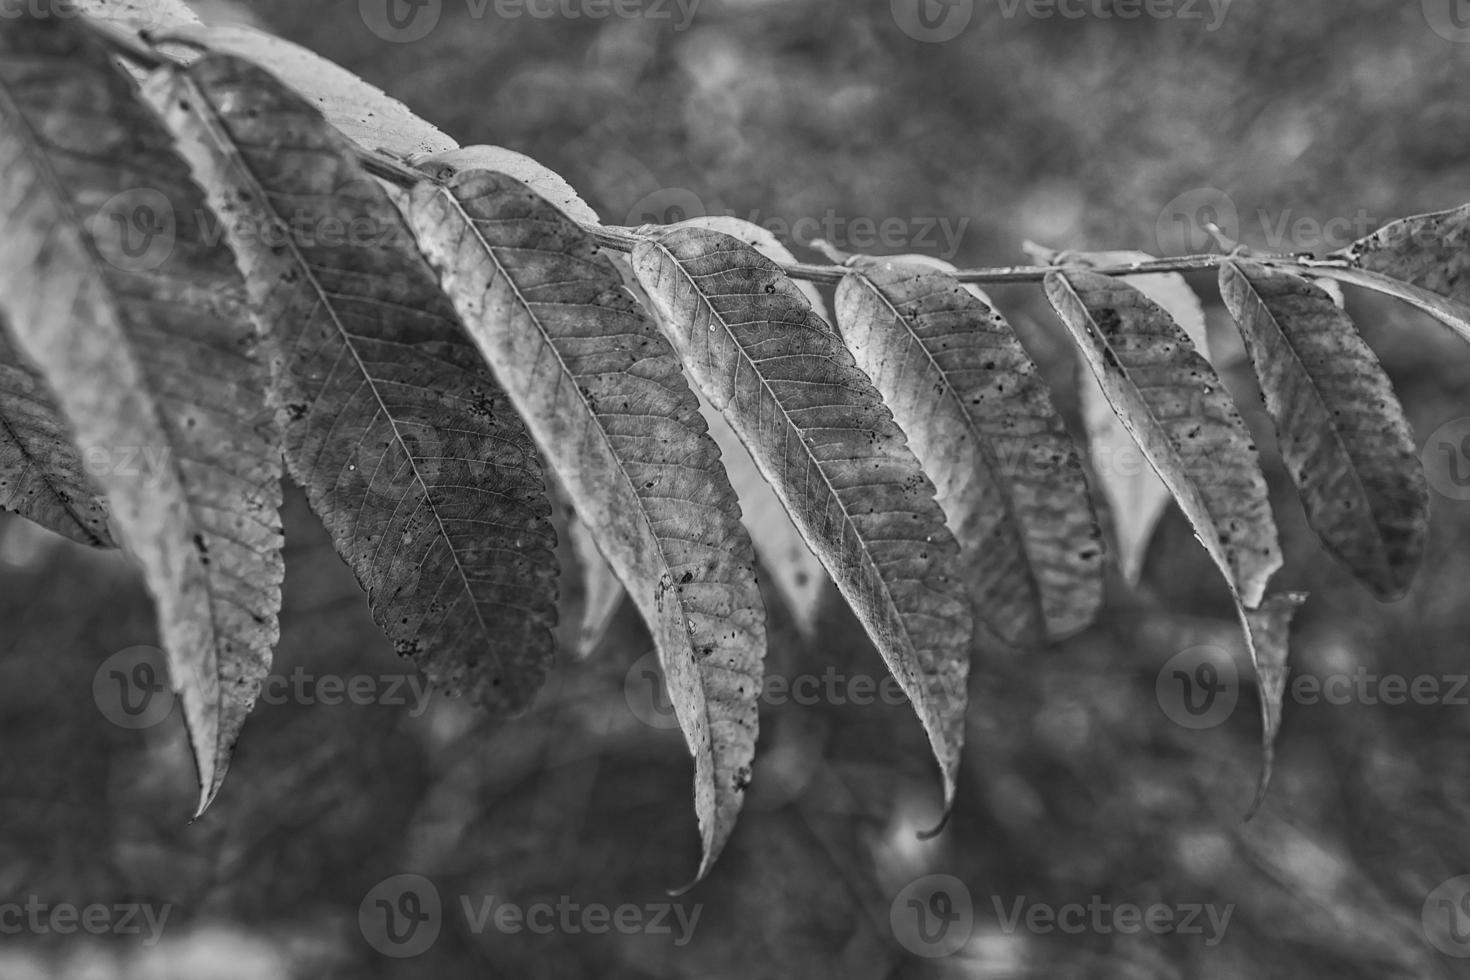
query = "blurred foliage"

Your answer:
(4, 0), (1470, 976)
